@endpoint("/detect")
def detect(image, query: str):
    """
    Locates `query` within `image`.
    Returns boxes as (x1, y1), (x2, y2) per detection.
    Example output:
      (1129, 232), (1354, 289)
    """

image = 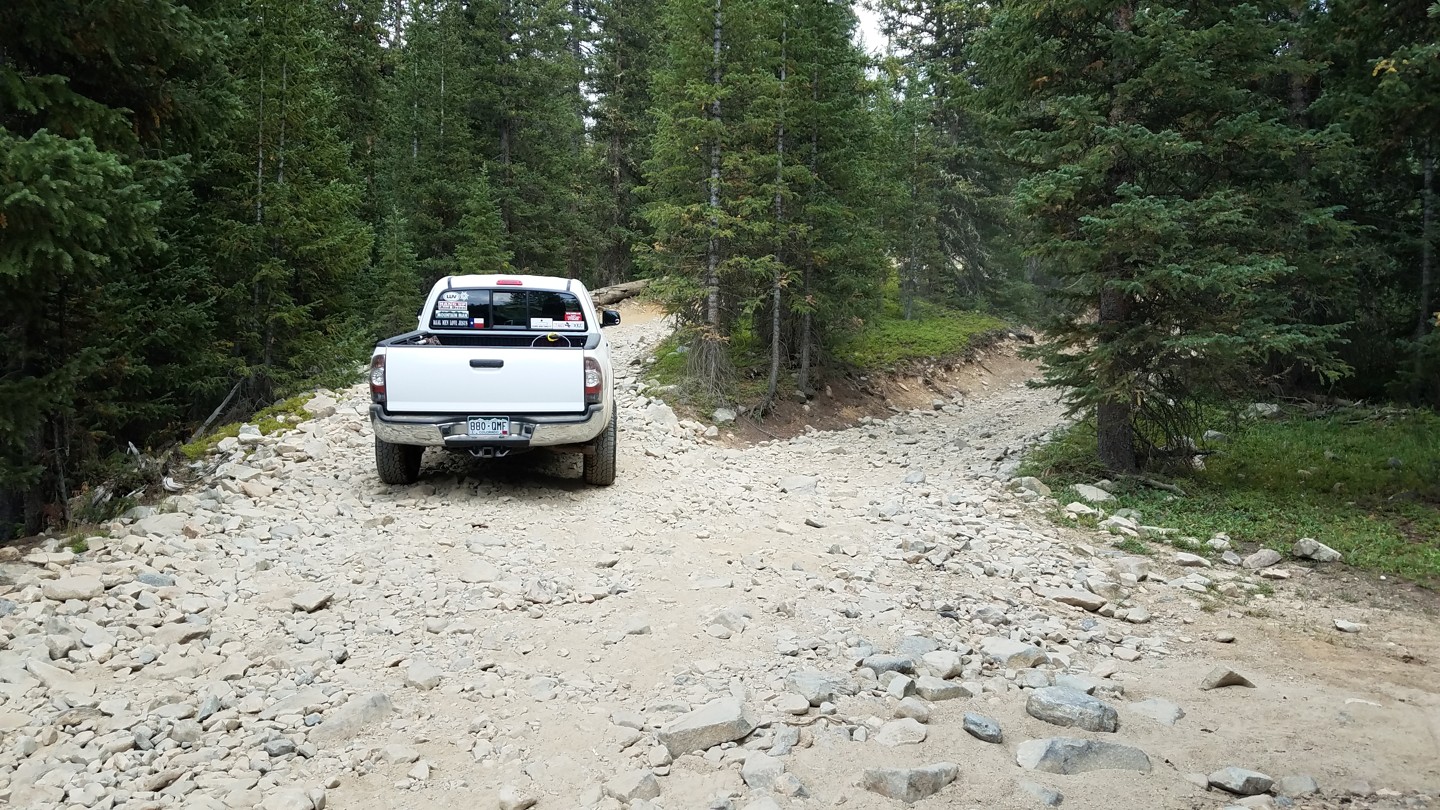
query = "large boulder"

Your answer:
(308, 692), (393, 745)
(1209, 767), (1274, 796)
(1292, 538), (1342, 562)
(861, 763), (959, 804)
(1016, 738), (1152, 775)
(1025, 687), (1119, 732)
(42, 576), (104, 602)
(1072, 484), (1114, 503)
(980, 637), (1049, 668)
(656, 698), (757, 756)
